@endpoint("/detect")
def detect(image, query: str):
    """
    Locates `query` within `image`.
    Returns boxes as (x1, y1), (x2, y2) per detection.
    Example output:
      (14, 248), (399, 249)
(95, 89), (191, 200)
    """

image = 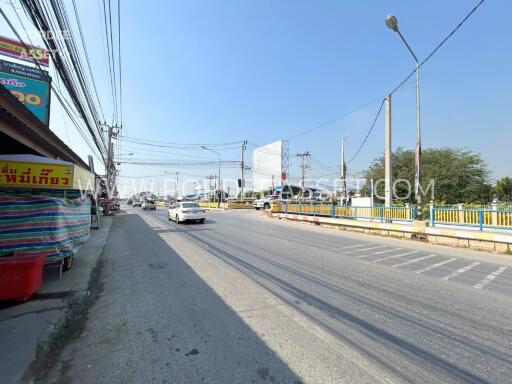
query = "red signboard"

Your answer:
(0, 35), (49, 67)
